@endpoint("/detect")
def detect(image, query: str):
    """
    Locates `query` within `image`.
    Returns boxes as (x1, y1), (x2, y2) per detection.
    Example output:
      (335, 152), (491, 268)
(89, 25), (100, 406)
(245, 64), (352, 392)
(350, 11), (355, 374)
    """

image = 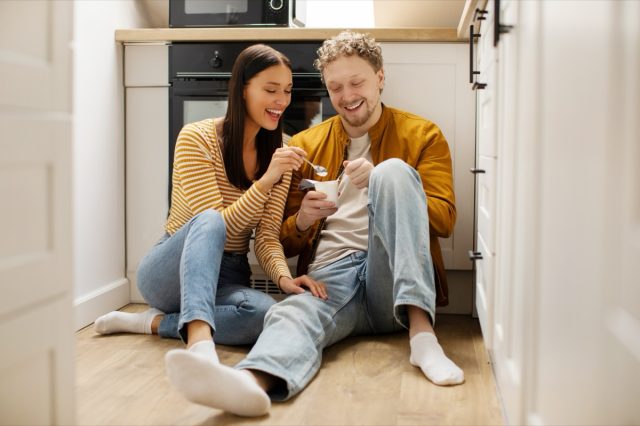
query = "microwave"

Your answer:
(169, 0), (289, 27)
